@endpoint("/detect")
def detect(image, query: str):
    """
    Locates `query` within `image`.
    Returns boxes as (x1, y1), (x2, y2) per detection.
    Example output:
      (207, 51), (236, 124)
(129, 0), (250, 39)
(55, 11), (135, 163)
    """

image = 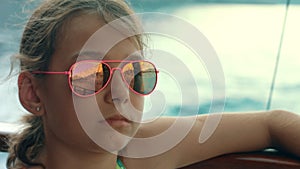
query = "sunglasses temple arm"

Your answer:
(31, 71), (70, 75)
